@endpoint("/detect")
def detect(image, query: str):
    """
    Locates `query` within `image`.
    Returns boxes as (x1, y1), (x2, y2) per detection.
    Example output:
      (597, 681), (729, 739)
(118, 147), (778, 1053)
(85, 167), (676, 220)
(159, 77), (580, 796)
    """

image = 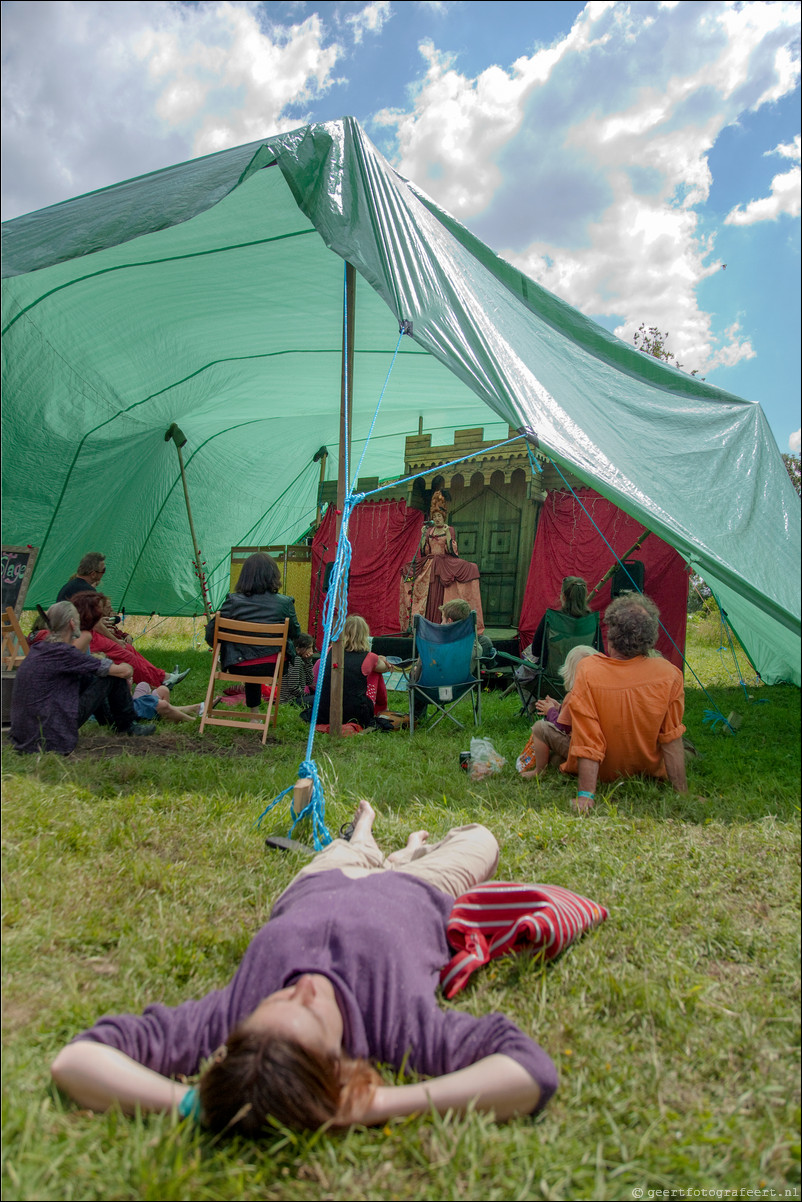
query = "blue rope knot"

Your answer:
(702, 708), (735, 734)
(255, 760), (332, 849)
(289, 760), (331, 851)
